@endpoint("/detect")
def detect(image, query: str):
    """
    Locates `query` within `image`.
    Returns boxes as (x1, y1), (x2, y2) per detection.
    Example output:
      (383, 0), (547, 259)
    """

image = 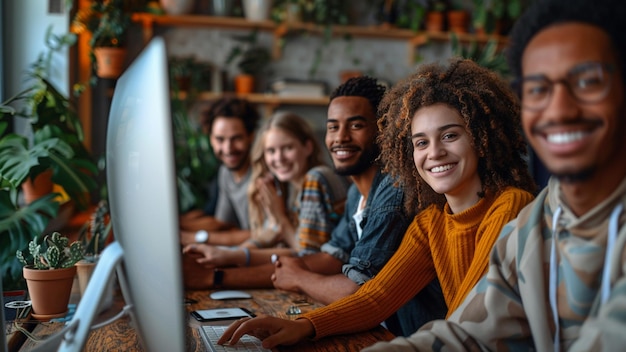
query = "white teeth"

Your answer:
(431, 164), (454, 173)
(336, 150), (350, 156)
(547, 131), (586, 144)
